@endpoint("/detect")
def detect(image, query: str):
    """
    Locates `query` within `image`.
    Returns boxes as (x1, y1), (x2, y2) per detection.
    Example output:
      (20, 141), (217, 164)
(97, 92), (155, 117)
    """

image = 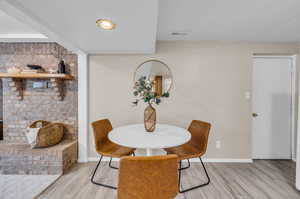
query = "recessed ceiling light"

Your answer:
(96, 19), (116, 30)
